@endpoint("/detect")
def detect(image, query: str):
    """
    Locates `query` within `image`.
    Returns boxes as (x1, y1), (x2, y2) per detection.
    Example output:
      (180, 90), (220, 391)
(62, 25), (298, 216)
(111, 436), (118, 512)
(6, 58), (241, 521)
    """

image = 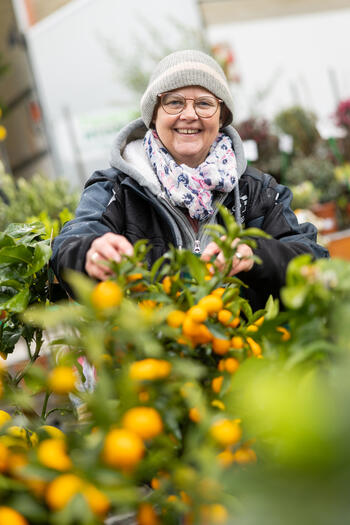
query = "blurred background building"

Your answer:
(0, 0), (349, 187)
